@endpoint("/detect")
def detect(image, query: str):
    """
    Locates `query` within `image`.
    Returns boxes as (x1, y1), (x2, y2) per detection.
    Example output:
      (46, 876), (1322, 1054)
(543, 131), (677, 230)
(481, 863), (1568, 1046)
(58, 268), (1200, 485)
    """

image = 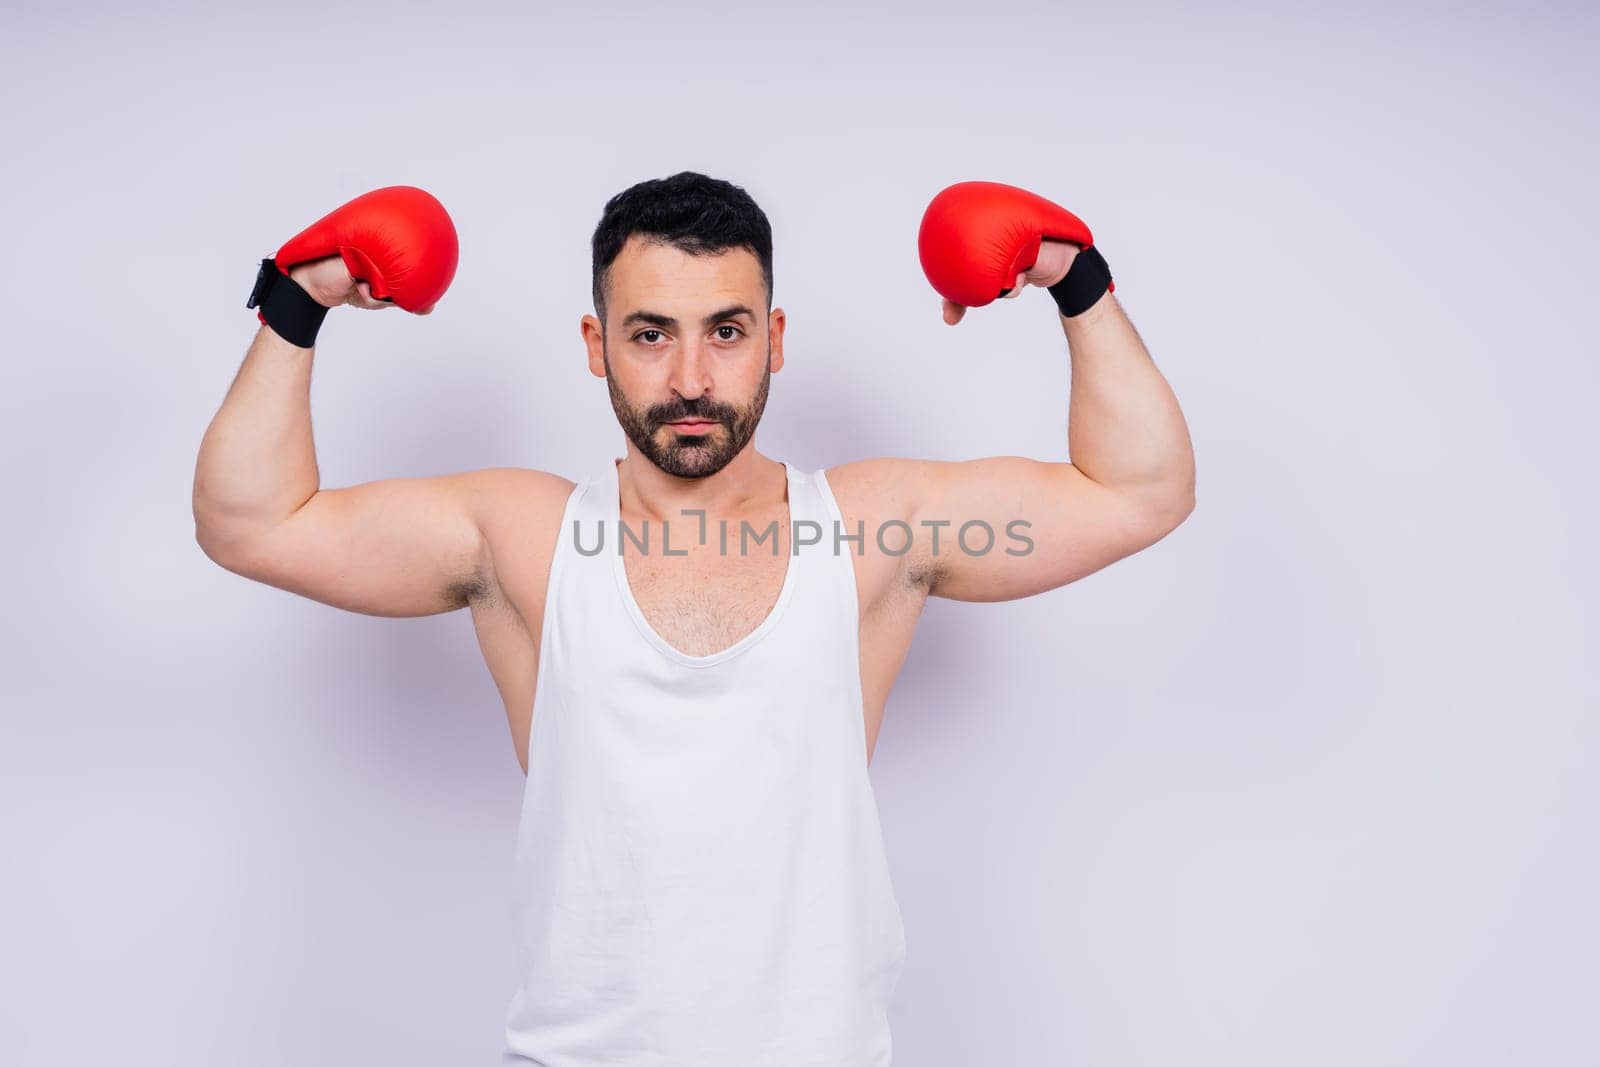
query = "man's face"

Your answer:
(583, 236), (785, 479)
